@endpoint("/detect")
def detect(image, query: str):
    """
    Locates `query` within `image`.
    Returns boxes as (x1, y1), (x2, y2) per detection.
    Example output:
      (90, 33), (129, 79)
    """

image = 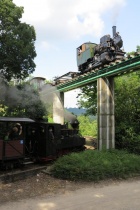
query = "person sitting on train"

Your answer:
(8, 126), (19, 140)
(48, 126), (54, 141)
(15, 123), (22, 136)
(77, 47), (82, 55)
(8, 123), (22, 140)
(29, 127), (36, 154)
